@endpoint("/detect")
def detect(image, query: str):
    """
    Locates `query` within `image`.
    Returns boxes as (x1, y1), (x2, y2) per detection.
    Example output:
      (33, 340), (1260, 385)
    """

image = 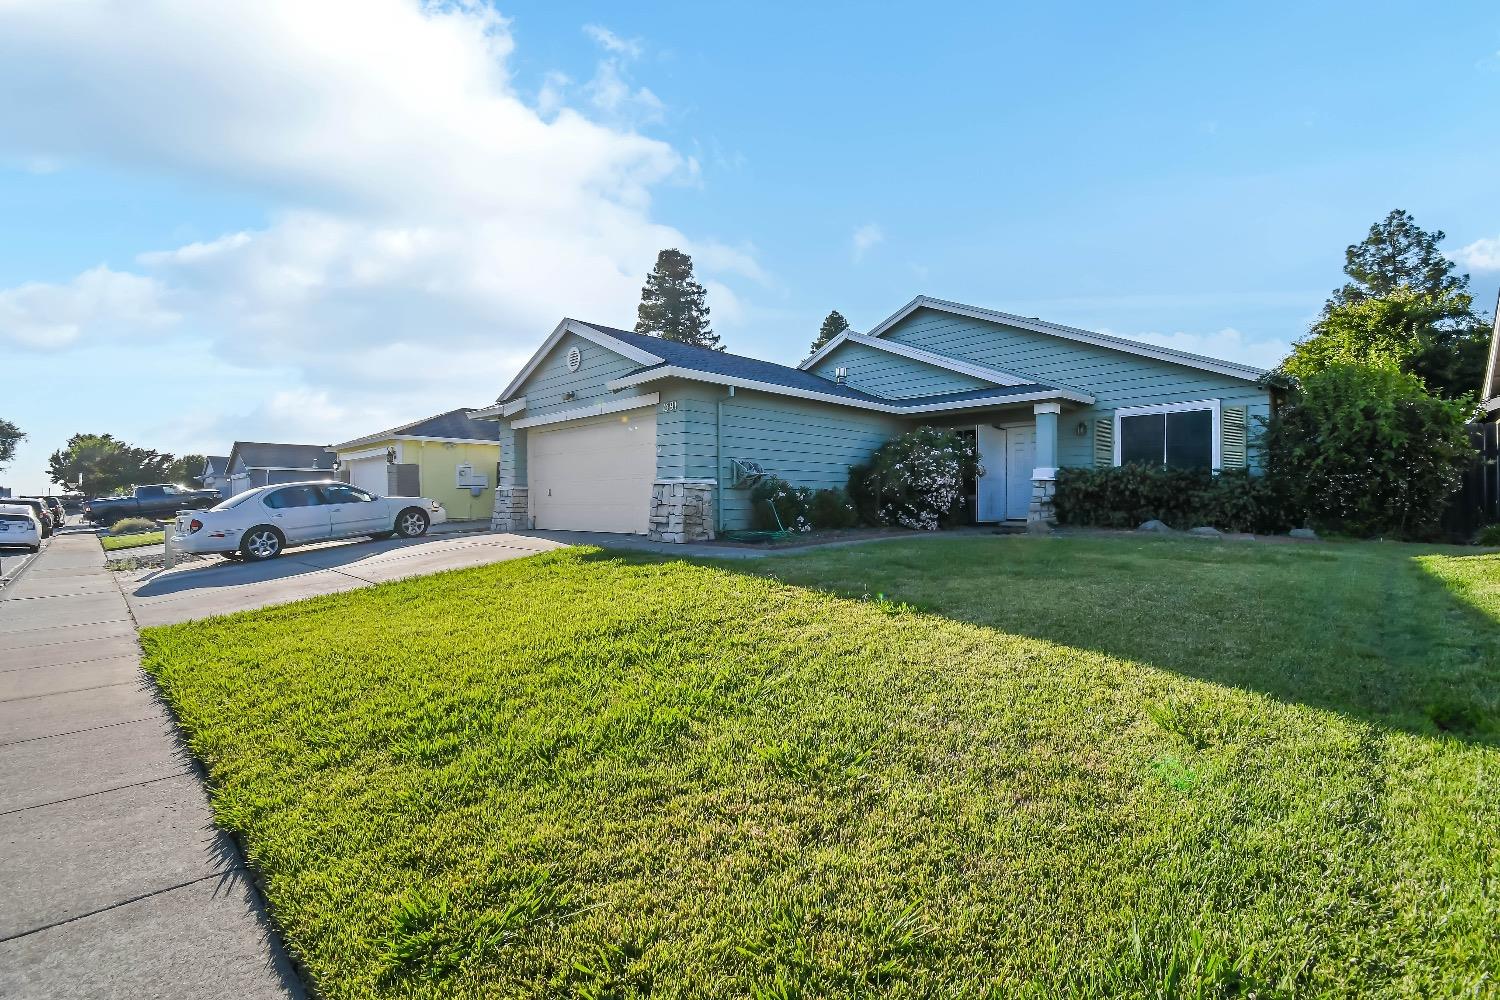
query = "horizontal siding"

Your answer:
(807, 340), (991, 399)
(717, 390), (905, 531)
(514, 332), (650, 418)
